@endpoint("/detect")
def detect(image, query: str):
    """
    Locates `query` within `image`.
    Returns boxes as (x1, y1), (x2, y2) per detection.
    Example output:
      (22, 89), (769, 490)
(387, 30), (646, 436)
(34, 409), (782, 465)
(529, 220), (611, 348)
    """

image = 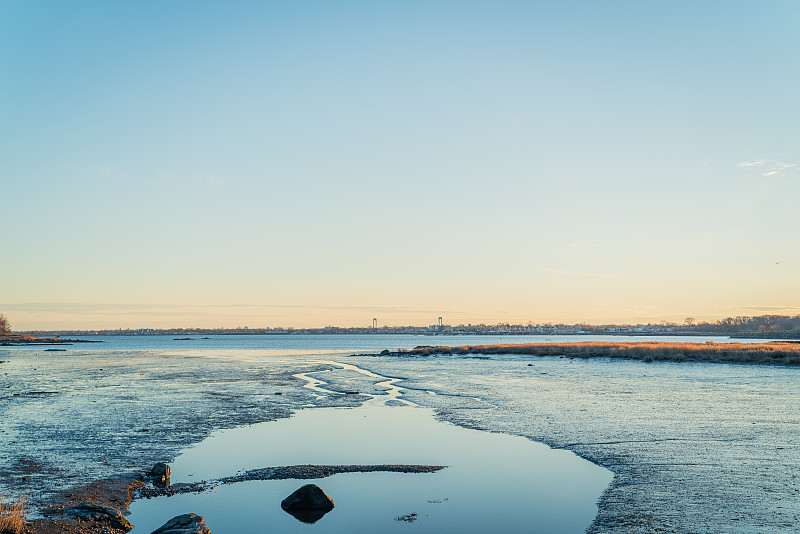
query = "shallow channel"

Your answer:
(128, 404), (611, 533)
